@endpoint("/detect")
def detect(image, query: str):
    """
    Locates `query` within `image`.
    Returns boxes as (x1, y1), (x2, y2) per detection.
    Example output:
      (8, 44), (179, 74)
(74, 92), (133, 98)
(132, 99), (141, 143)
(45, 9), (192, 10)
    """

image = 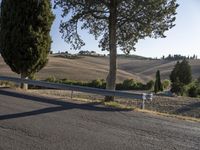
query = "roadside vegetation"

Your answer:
(44, 76), (154, 91)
